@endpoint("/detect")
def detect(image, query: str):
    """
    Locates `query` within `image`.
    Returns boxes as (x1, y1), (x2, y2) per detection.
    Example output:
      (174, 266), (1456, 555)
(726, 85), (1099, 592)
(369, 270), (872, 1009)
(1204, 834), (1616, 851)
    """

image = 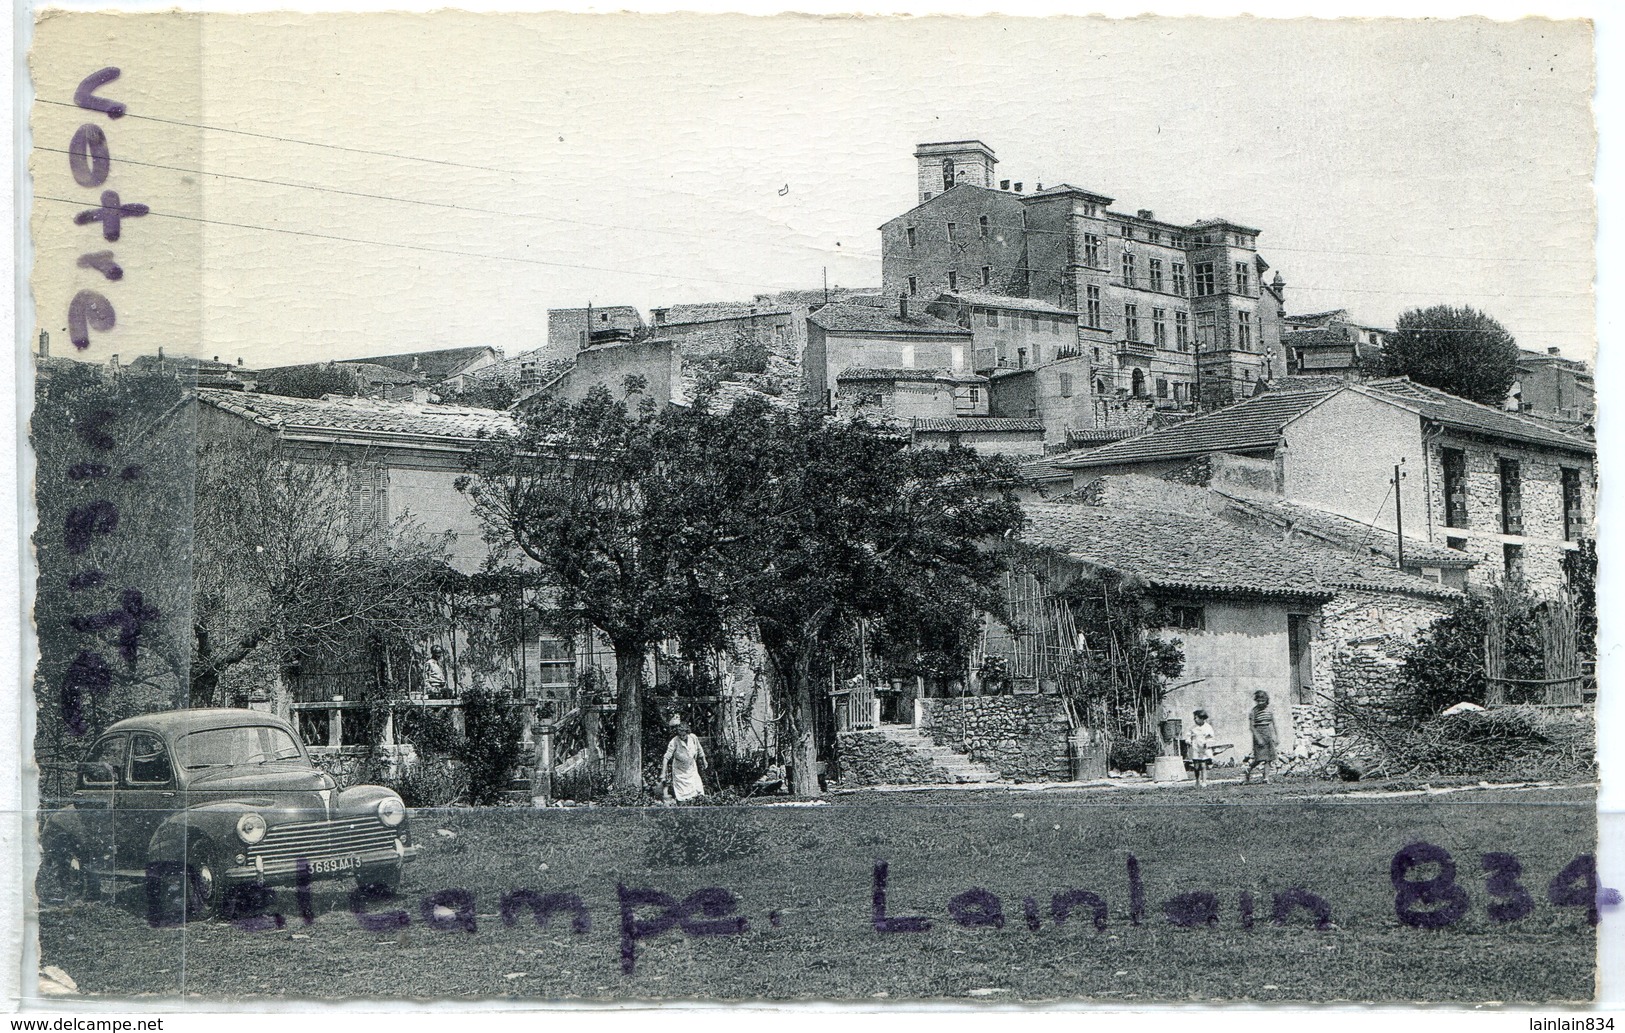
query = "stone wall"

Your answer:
(919, 695), (1070, 781)
(837, 732), (952, 786)
(1422, 430), (1593, 597)
(308, 744), (418, 786)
